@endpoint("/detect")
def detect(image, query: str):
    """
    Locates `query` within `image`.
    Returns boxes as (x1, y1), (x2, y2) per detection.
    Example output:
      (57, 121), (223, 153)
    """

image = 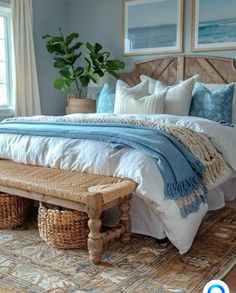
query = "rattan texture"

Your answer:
(0, 160), (136, 204)
(38, 203), (89, 249)
(0, 193), (32, 229)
